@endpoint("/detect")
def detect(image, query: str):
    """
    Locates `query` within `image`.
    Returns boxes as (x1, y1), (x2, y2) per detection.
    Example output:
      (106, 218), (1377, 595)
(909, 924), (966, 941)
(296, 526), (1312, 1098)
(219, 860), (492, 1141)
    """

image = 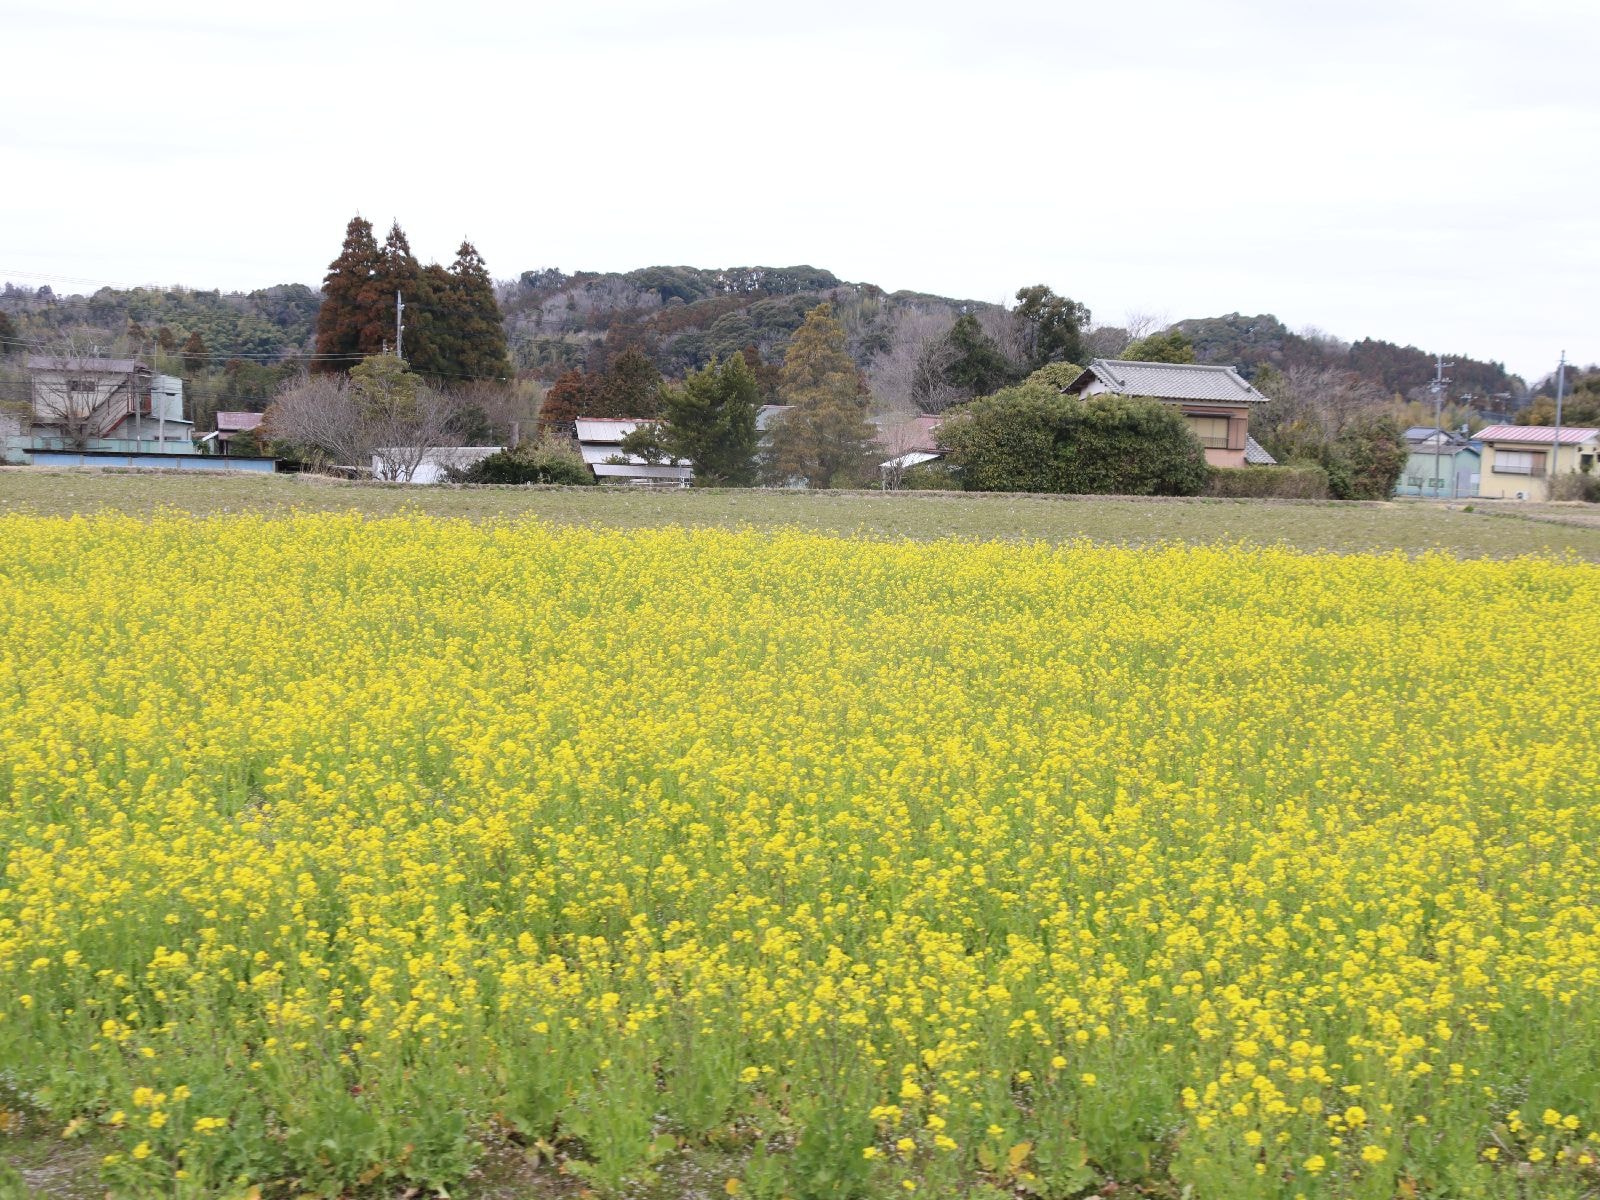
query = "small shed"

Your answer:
(211, 411), (265, 454)
(574, 418), (692, 486)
